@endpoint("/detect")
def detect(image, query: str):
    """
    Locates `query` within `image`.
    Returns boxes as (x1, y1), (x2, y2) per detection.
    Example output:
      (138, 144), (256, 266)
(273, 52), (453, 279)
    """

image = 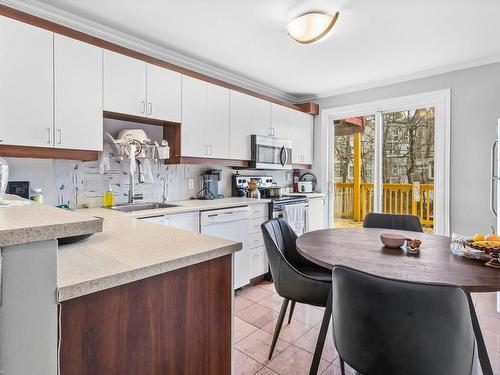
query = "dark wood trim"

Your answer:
(0, 144), (98, 161)
(0, 5), (318, 115)
(165, 156), (250, 168)
(249, 274), (269, 286)
(60, 255), (233, 375)
(296, 102), (320, 115)
(103, 111), (180, 127)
